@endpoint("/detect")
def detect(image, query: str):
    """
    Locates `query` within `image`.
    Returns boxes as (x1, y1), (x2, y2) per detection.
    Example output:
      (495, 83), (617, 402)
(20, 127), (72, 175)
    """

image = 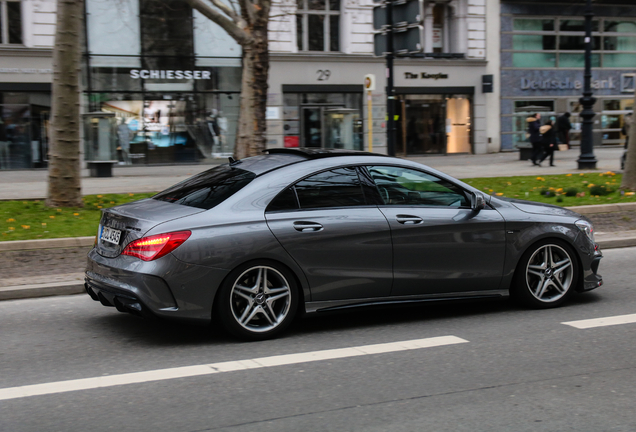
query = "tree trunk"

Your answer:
(234, 20), (269, 159)
(620, 89), (636, 191)
(47, 0), (83, 207)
